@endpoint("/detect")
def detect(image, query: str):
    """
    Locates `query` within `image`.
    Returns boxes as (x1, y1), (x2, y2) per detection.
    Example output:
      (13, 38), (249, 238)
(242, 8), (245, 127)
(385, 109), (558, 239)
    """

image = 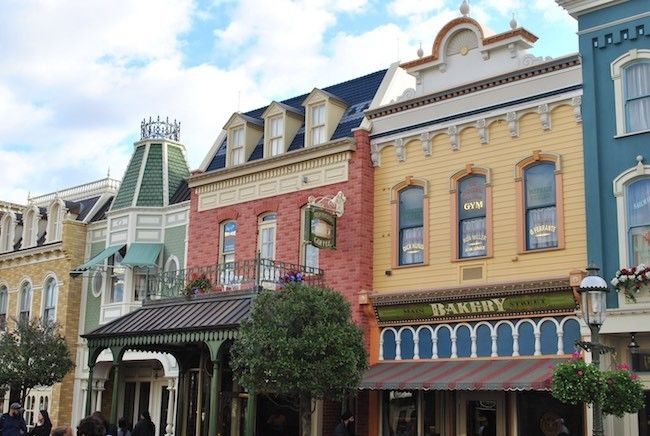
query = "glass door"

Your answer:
(457, 392), (505, 436)
(258, 214), (277, 285)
